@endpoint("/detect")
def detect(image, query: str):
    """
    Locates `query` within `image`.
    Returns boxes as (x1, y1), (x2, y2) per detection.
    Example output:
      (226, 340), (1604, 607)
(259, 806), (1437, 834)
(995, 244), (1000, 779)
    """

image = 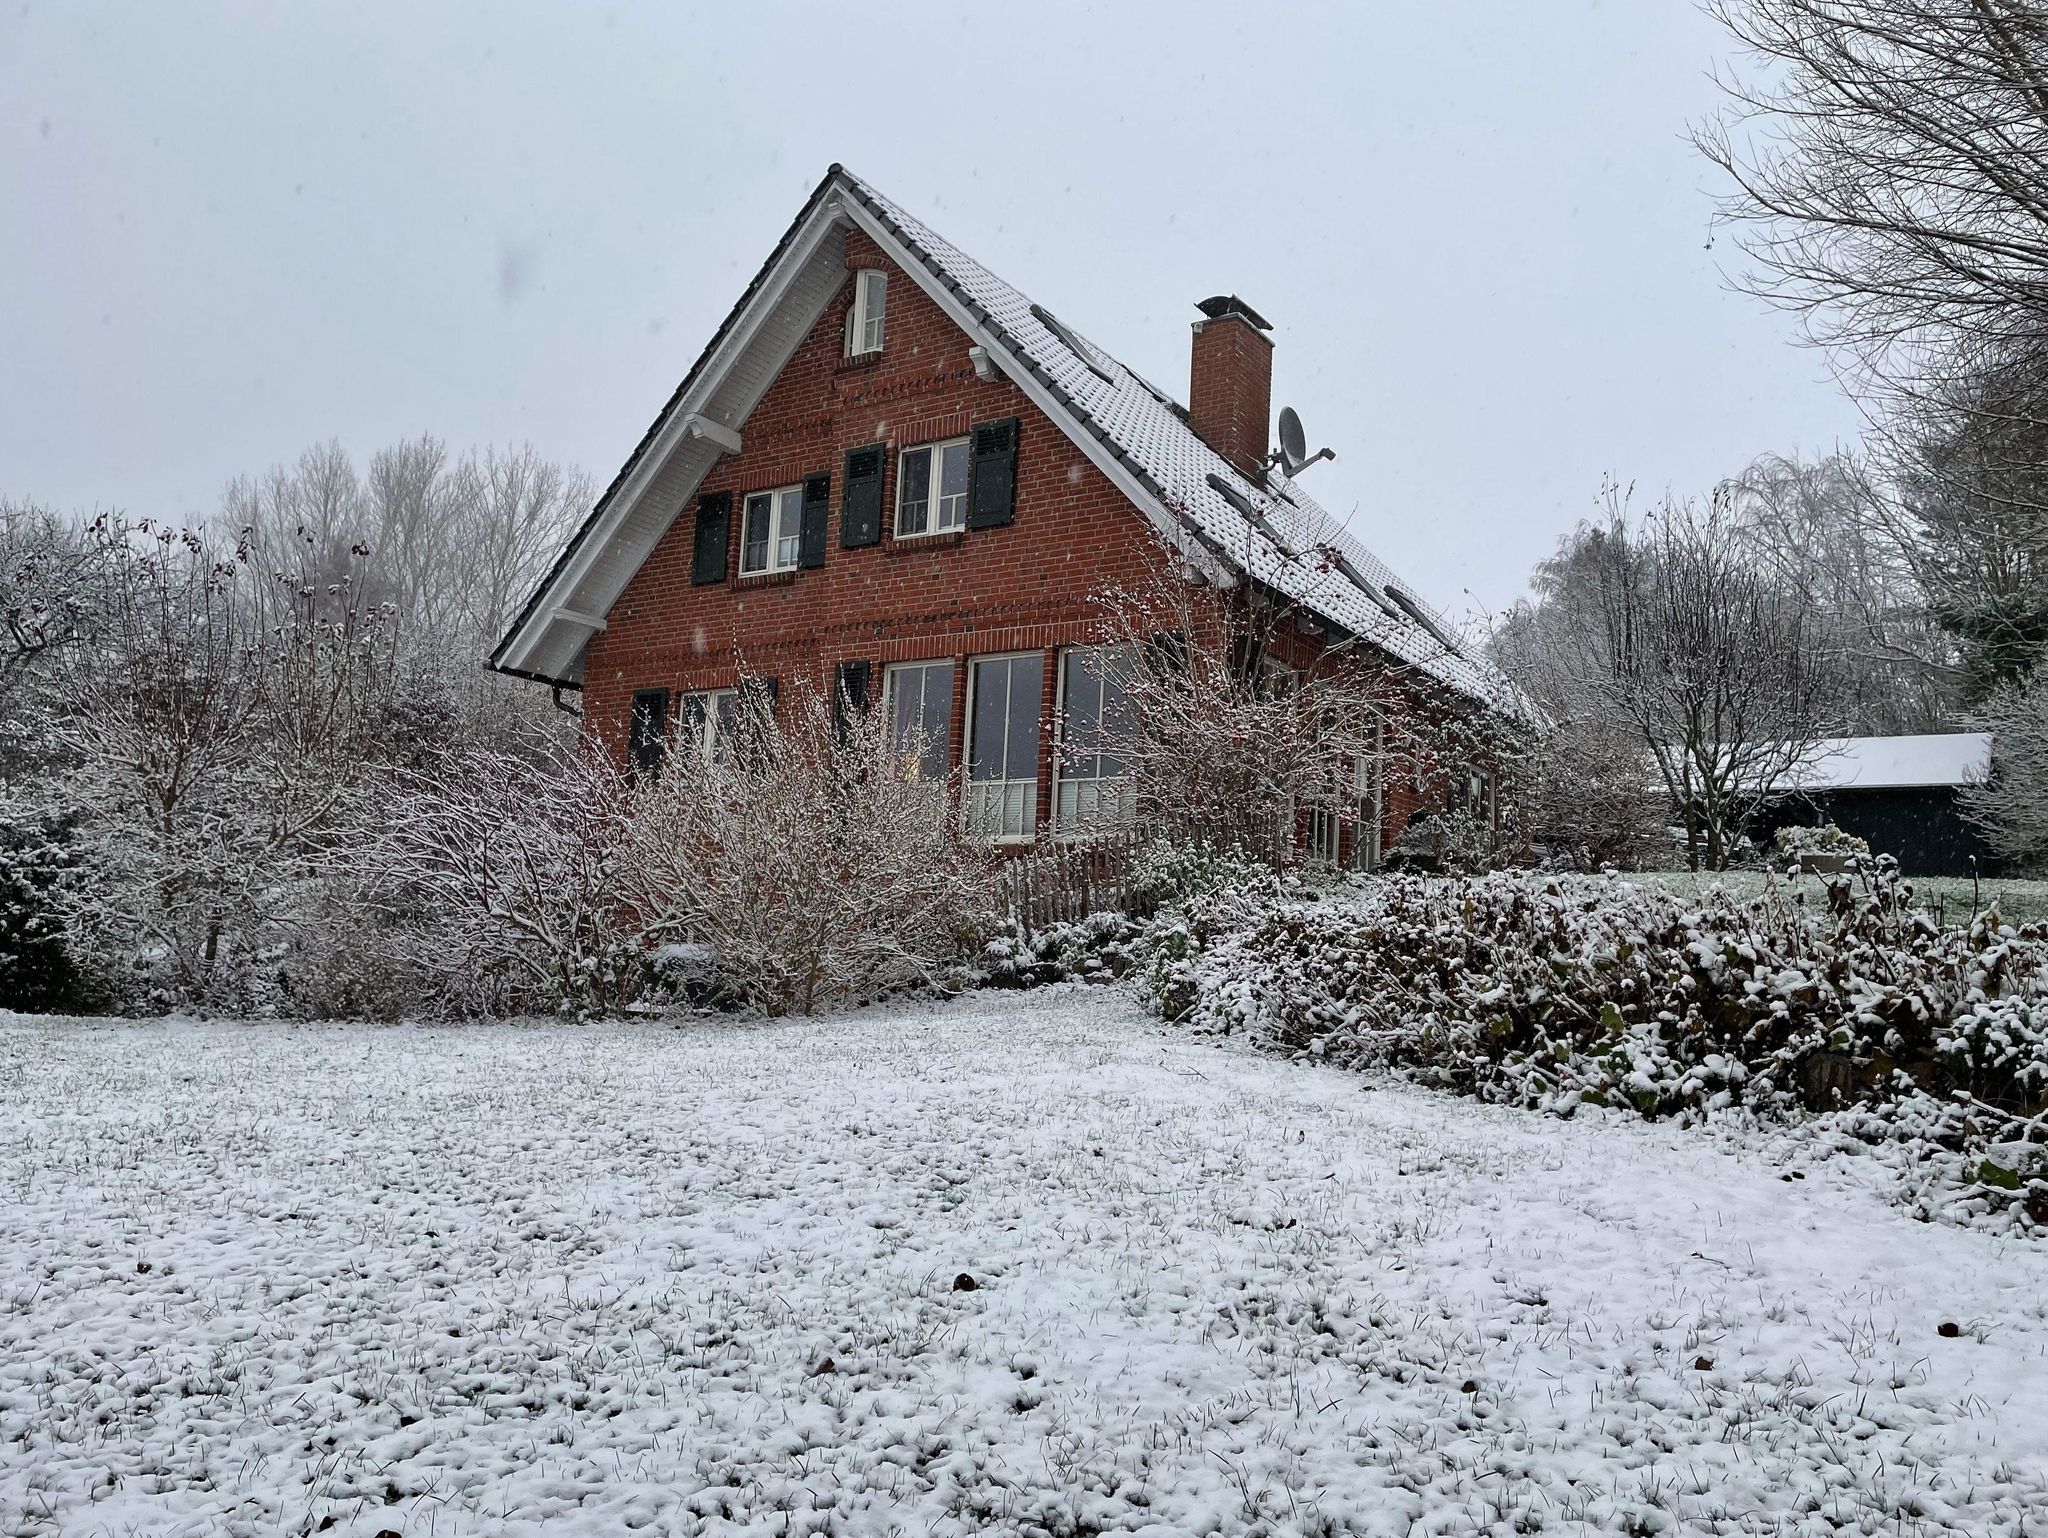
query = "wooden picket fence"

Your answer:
(995, 816), (1296, 933)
